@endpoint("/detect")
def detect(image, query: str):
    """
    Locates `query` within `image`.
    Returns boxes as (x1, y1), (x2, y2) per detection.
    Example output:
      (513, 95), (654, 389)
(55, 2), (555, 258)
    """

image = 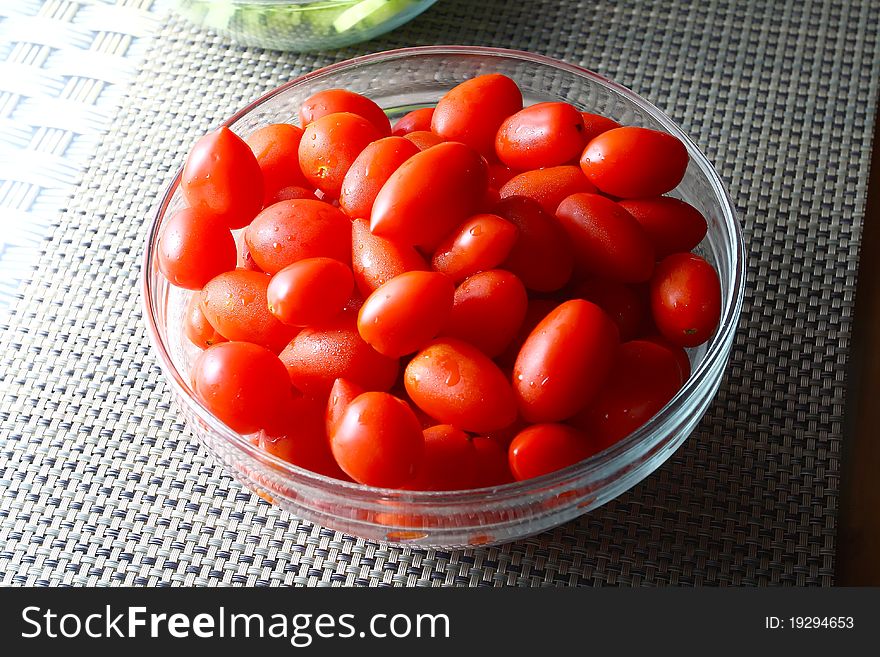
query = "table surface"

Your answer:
(1, 0), (879, 586)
